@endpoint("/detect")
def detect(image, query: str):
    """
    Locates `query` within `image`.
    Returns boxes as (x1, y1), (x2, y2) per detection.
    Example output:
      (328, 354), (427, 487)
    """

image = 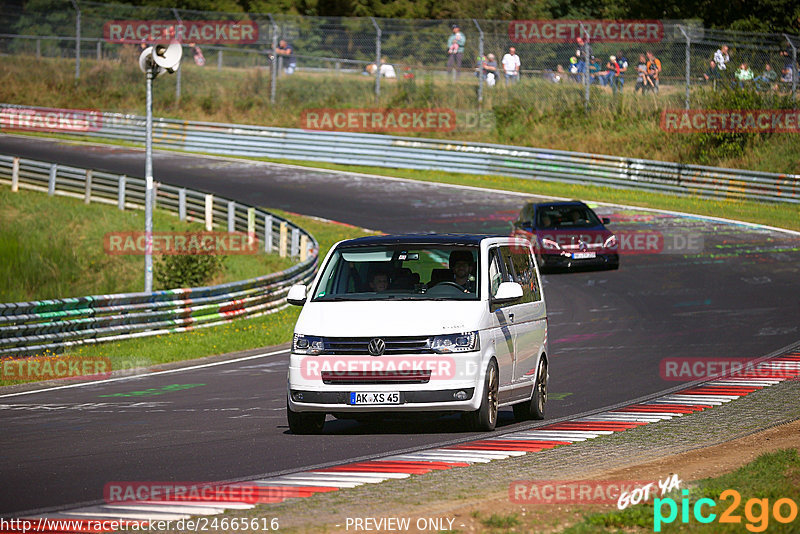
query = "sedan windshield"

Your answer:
(537, 205), (602, 229)
(312, 245), (480, 301)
